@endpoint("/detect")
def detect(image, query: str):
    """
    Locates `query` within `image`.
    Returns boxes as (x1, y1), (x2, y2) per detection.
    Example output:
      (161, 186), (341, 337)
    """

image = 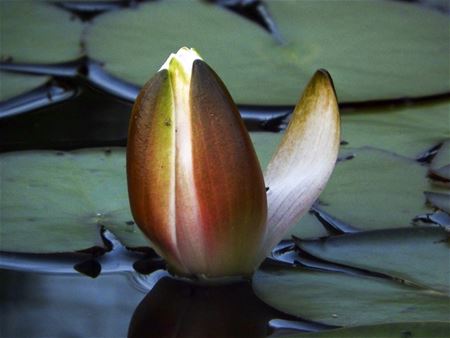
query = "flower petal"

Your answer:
(176, 60), (267, 278)
(127, 69), (186, 272)
(260, 69), (340, 257)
